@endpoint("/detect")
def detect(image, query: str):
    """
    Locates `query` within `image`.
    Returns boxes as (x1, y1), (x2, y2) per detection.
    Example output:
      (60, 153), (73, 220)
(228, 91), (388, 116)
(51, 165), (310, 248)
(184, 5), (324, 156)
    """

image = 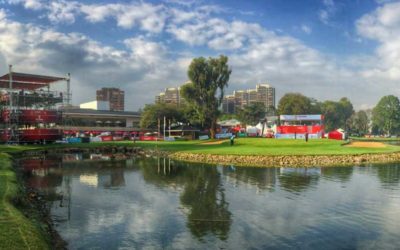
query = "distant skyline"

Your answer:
(0, 0), (400, 111)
